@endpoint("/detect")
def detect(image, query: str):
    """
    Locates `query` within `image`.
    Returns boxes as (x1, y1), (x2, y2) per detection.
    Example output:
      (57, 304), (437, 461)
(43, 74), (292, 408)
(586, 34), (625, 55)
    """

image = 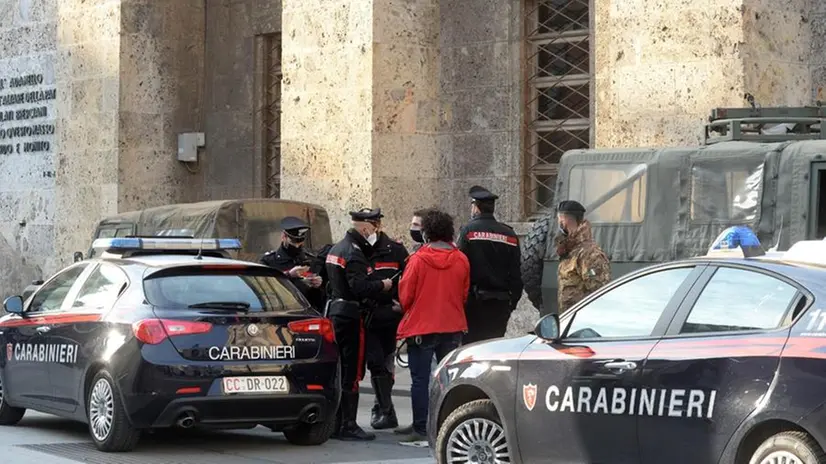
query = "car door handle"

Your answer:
(35, 326), (51, 334)
(604, 361), (637, 371)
